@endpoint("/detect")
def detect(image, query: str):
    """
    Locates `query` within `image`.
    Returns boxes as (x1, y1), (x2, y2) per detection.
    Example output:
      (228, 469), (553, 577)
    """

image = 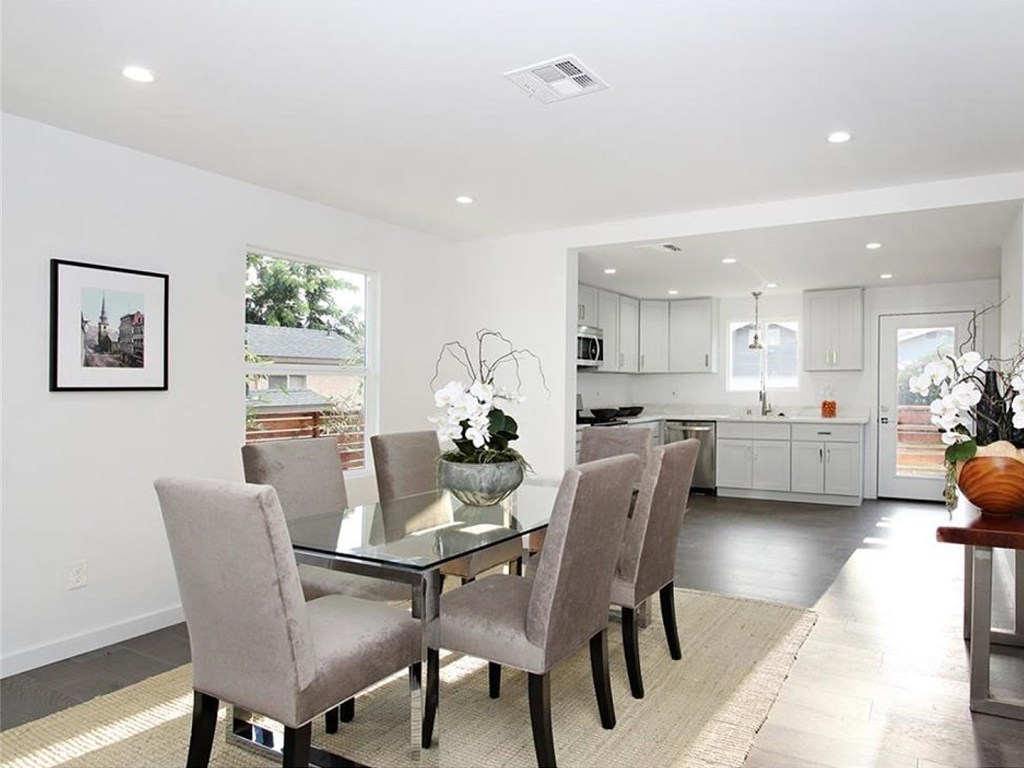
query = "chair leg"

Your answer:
(621, 606), (644, 699)
(514, 556), (523, 576)
(324, 706), (339, 734)
(461, 576), (475, 585)
(528, 672), (556, 768)
(422, 649), (439, 748)
(339, 697), (355, 722)
(589, 628), (617, 727)
(282, 723), (311, 768)
(659, 582), (682, 660)
(186, 691), (218, 768)
(489, 662), (502, 698)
